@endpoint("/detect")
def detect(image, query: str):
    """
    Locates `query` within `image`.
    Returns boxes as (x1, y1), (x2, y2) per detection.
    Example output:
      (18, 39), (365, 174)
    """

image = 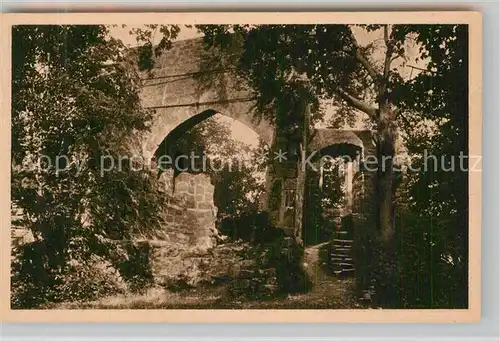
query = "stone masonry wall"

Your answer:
(146, 170), (219, 286)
